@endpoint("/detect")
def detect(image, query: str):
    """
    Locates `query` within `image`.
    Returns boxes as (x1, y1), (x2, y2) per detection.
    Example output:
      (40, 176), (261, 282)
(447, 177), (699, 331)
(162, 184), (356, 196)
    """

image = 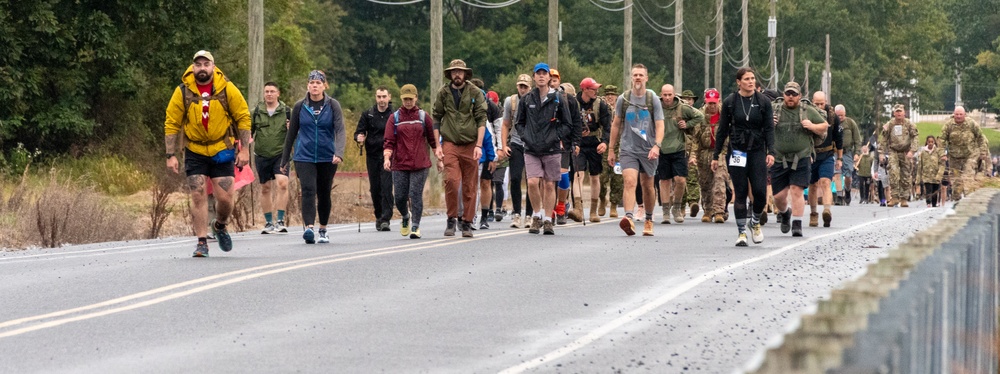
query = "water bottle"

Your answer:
(614, 162), (622, 175)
